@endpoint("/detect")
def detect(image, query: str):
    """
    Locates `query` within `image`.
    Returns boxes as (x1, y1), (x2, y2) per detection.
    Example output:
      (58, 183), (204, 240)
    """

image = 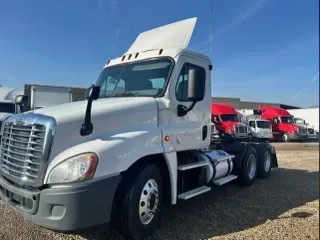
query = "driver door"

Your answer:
(168, 56), (211, 151)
